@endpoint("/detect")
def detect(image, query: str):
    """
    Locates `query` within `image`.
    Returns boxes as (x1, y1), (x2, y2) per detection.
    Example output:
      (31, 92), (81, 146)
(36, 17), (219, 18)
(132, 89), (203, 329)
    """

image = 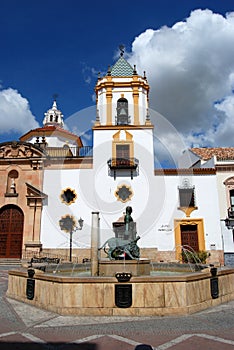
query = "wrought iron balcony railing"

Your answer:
(107, 157), (139, 169)
(107, 157), (139, 179)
